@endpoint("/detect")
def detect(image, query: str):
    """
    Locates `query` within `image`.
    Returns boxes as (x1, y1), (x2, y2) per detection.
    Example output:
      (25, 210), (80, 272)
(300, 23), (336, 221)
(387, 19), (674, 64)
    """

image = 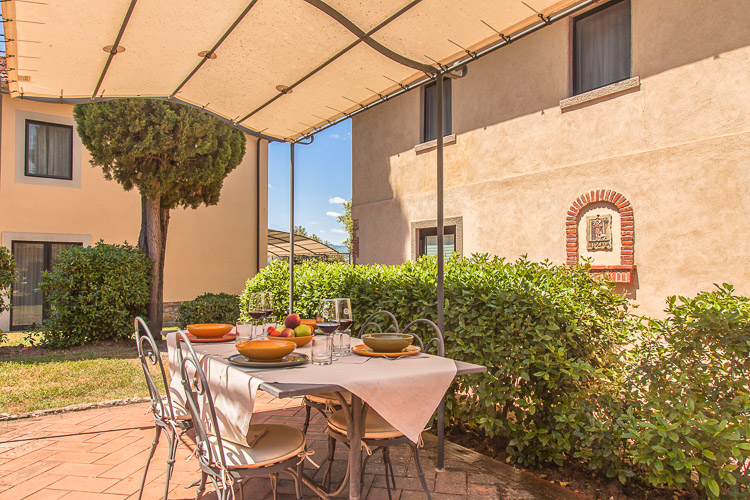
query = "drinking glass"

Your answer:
(235, 320), (254, 342)
(311, 335), (333, 365)
(316, 299), (338, 360)
(334, 298), (353, 356)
